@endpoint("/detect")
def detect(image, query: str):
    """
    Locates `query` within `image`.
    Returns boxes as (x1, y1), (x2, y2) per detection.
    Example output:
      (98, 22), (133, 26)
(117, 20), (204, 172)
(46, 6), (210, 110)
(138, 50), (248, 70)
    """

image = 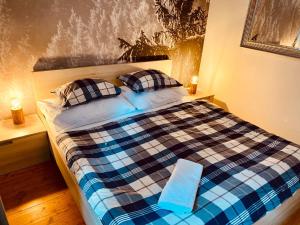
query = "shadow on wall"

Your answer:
(33, 55), (169, 72)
